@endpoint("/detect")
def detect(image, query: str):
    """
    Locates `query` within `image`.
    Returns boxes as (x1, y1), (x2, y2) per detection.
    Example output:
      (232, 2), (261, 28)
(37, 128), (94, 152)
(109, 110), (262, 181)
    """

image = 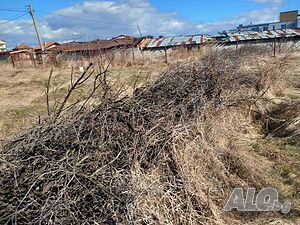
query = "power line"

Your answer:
(1, 23), (34, 48)
(36, 10), (137, 28)
(36, 13), (137, 37)
(38, 14), (88, 40)
(35, 15), (48, 28)
(36, 13), (139, 39)
(36, 15), (86, 41)
(36, 16), (136, 41)
(0, 6), (130, 28)
(0, 8), (27, 13)
(0, 12), (28, 26)
(0, 6), (141, 43)
(36, 13), (60, 30)
(14, 22), (34, 32)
